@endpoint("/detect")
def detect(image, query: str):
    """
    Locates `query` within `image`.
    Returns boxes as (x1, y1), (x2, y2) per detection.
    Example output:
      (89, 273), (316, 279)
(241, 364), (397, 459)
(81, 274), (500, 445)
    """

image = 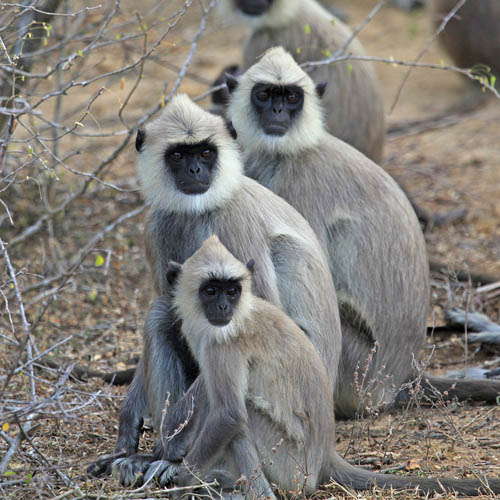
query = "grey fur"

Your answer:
(219, 0), (386, 162)
(144, 178), (341, 382)
(244, 133), (429, 417)
(87, 97), (341, 481)
(229, 49), (500, 416)
(227, 48), (429, 417)
(139, 242), (500, 497)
